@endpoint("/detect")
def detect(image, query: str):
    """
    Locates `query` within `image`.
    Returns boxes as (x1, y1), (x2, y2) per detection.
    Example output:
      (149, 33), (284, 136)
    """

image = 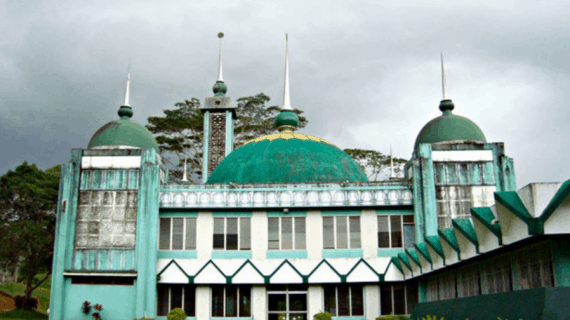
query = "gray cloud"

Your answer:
(1, 0), (569, 187)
